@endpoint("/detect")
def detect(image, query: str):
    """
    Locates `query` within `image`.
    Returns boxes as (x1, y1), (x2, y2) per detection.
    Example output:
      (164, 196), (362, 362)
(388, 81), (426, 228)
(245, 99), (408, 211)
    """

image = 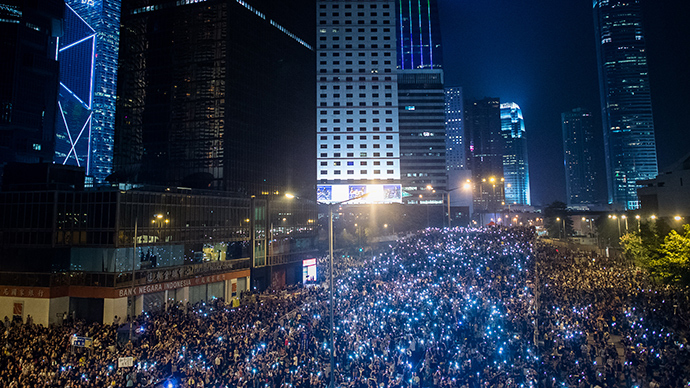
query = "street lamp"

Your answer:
(556, 217), (563, 239)
(609, 214), (621, 238)
(621, 215), (628, 232)
(321, 192), (369, 388)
